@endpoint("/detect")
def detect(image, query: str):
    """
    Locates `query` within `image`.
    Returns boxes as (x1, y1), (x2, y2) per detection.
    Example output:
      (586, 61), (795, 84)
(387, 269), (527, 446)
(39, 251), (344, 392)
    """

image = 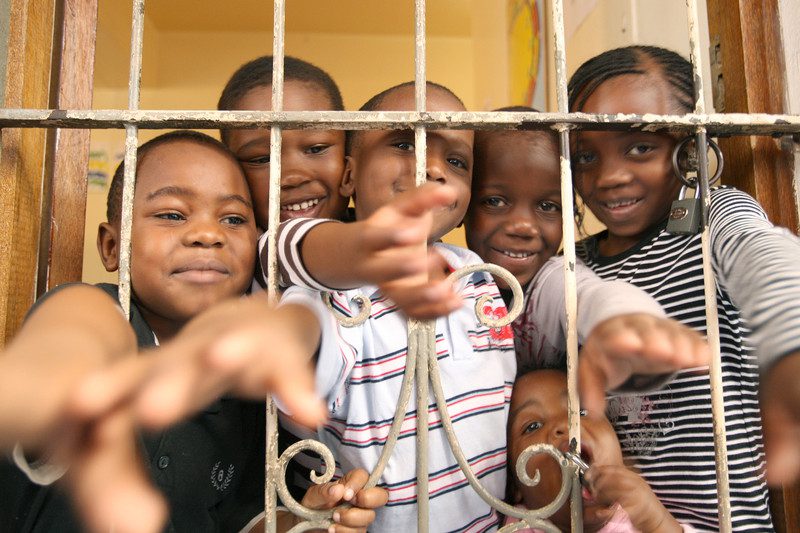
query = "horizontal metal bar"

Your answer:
(0, 109), (799, 135)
